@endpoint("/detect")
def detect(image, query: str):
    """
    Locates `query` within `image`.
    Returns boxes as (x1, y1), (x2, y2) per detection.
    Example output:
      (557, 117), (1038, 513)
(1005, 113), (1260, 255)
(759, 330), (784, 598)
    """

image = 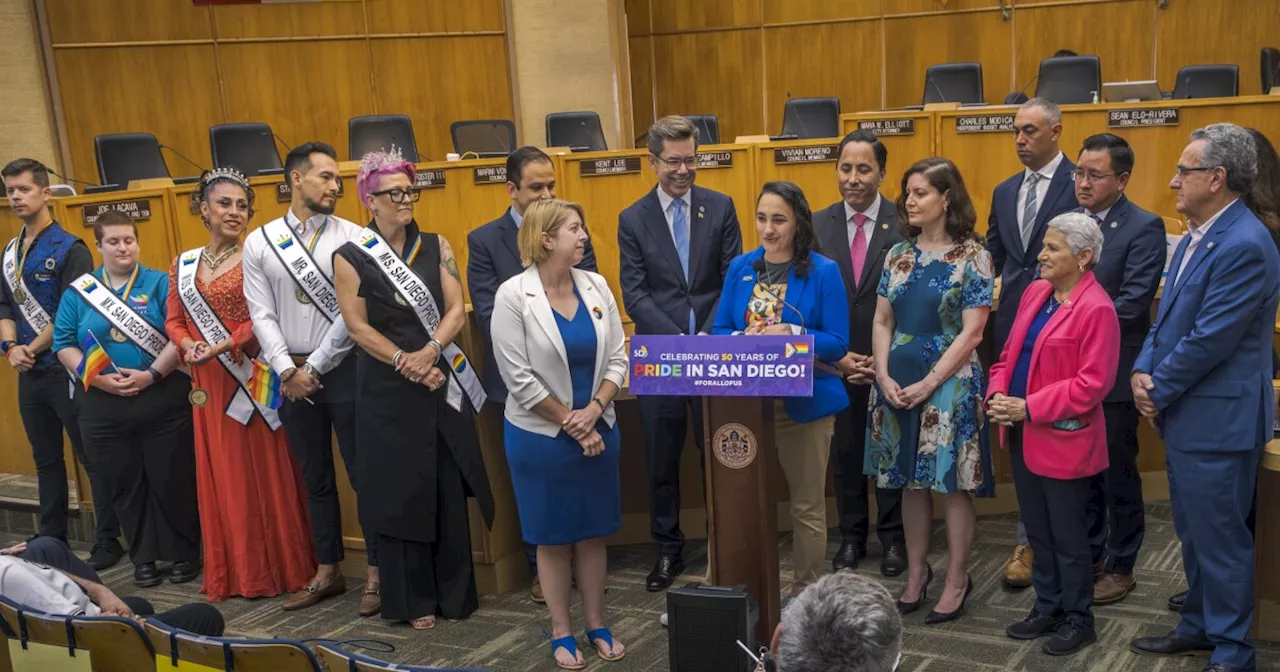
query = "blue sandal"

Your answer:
(586, 627), (626, 662)
(546, 633), (586, 670)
